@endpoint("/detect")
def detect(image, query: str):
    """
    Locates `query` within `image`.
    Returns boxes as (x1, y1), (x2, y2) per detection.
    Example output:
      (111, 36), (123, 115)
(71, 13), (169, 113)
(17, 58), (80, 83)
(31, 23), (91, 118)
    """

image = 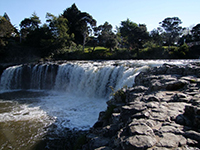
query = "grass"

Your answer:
(84, 46), (108, 53)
